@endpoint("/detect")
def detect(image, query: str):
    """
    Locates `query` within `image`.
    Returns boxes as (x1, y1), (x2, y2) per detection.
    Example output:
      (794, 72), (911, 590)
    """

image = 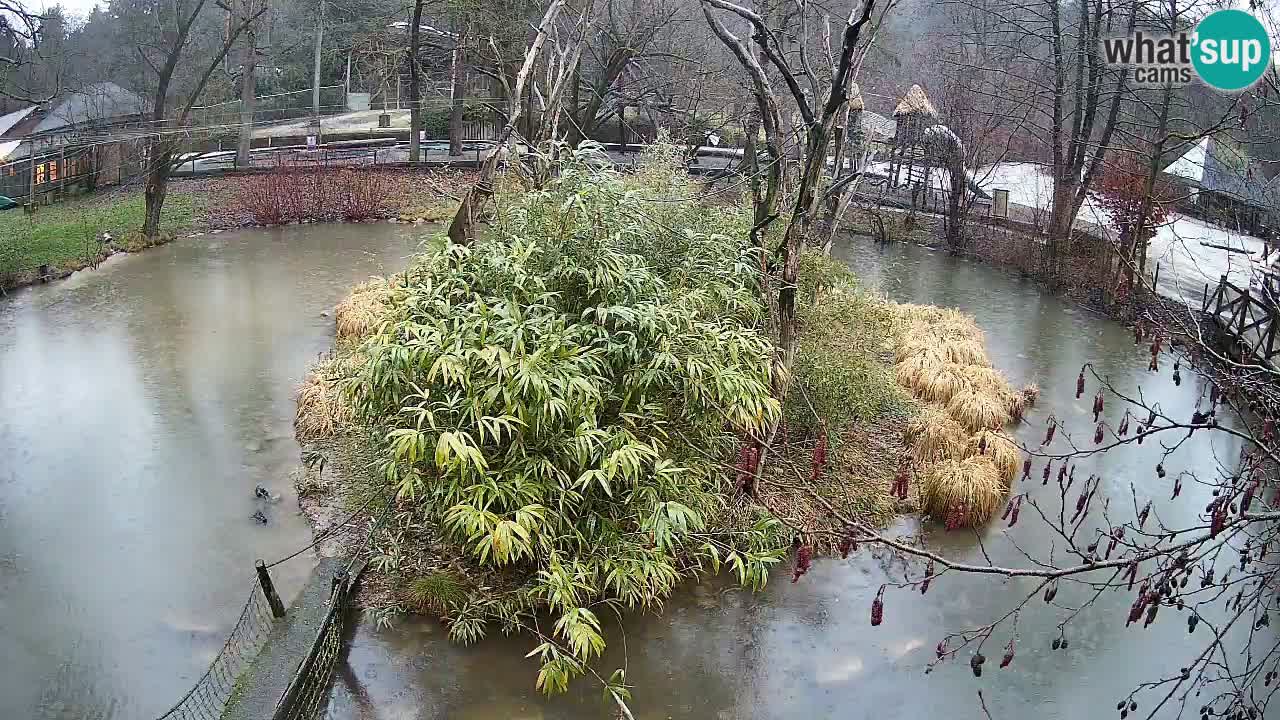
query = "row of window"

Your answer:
(15, 157), (88, 185)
